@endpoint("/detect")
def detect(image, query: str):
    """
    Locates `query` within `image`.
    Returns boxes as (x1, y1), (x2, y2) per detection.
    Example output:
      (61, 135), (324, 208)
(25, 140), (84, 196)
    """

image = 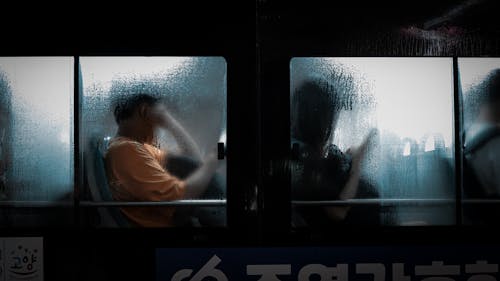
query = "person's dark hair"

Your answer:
(113, 94), (160, 124)
(465, 69), (500, 126)
(291, 78), (339, 148)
